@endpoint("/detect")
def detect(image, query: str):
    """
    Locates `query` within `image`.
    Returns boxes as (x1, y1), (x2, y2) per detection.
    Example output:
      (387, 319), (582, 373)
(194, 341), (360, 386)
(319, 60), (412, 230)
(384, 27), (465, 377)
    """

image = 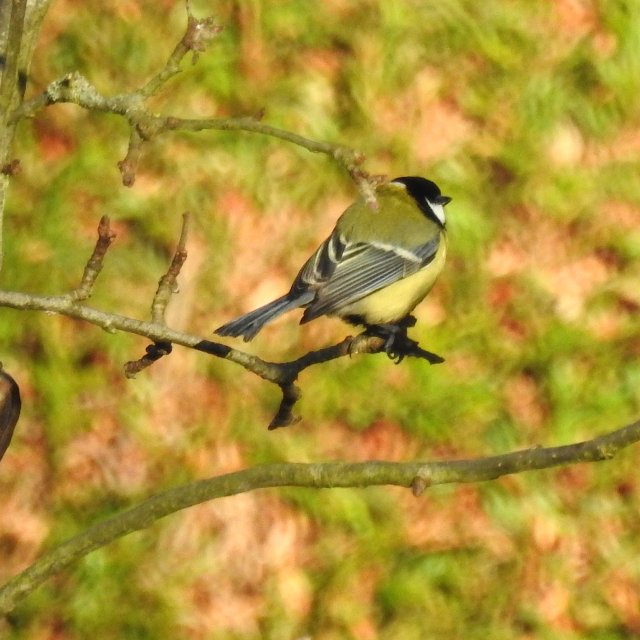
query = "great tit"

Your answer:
(215, 176), (450, 347)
